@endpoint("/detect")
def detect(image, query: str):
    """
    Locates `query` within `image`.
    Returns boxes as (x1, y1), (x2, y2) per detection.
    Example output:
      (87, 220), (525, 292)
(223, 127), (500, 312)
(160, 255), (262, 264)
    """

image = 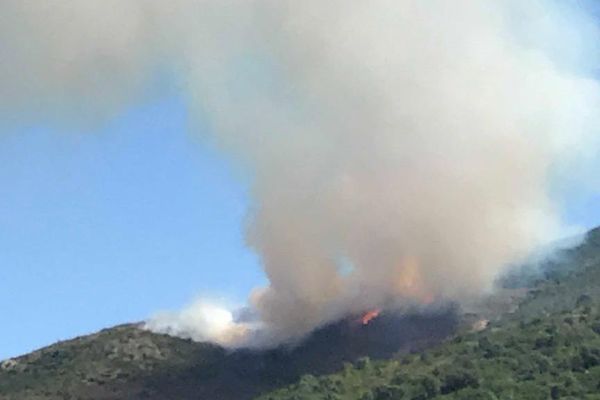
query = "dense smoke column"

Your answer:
(1, 0), (600, 345)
